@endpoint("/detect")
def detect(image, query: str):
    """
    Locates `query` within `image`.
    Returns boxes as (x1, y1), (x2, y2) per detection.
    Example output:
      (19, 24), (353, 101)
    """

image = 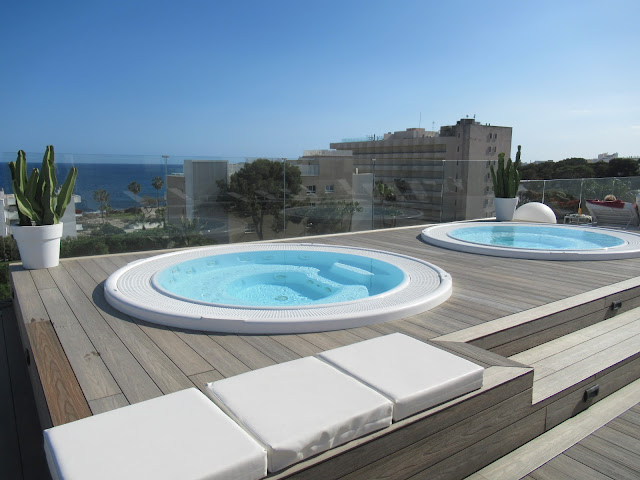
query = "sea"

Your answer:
(1, 163), (184, 212)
